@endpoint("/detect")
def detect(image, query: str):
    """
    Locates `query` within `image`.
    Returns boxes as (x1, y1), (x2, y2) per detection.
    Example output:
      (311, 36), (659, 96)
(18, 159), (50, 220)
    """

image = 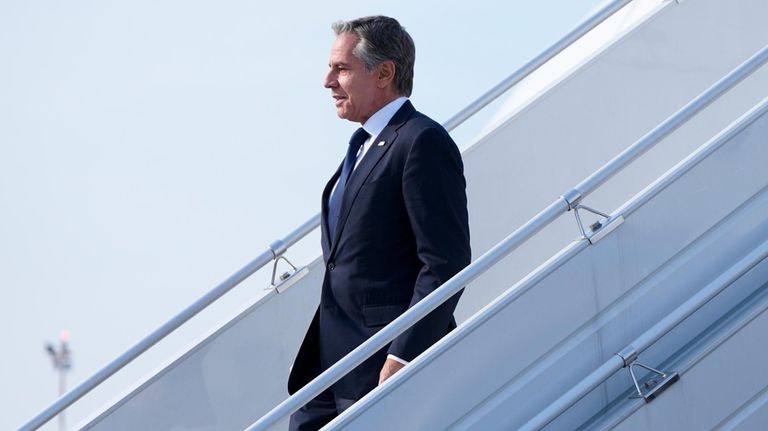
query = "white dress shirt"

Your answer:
(330, 96), (409, 194)
(354, 96), (409, 170)
(330, 96), (410, 367)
